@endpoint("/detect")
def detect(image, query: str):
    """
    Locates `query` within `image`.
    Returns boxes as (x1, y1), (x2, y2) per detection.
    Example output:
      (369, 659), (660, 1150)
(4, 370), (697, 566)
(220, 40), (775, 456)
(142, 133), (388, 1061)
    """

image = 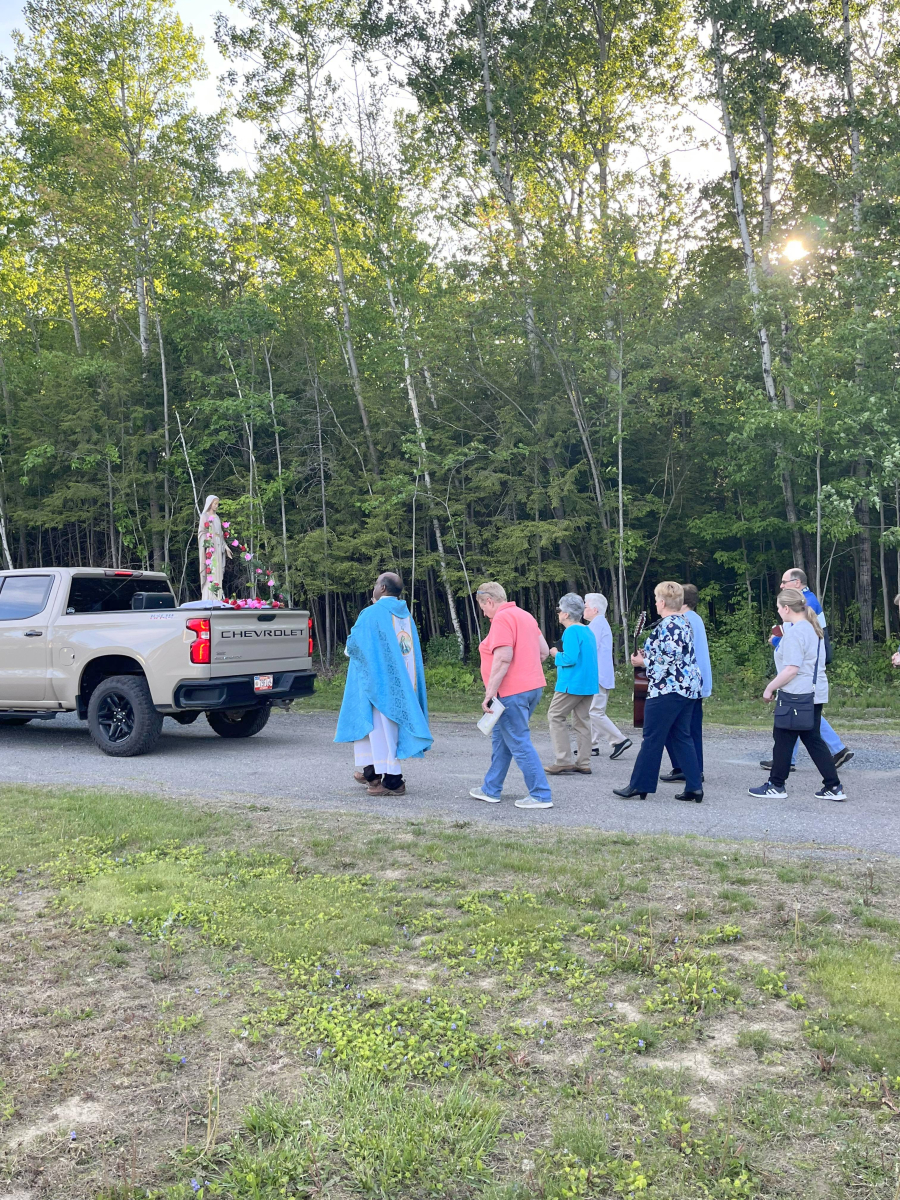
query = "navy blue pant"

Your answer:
(629, 694), (702, 795)
(666, 698), (703, 775)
